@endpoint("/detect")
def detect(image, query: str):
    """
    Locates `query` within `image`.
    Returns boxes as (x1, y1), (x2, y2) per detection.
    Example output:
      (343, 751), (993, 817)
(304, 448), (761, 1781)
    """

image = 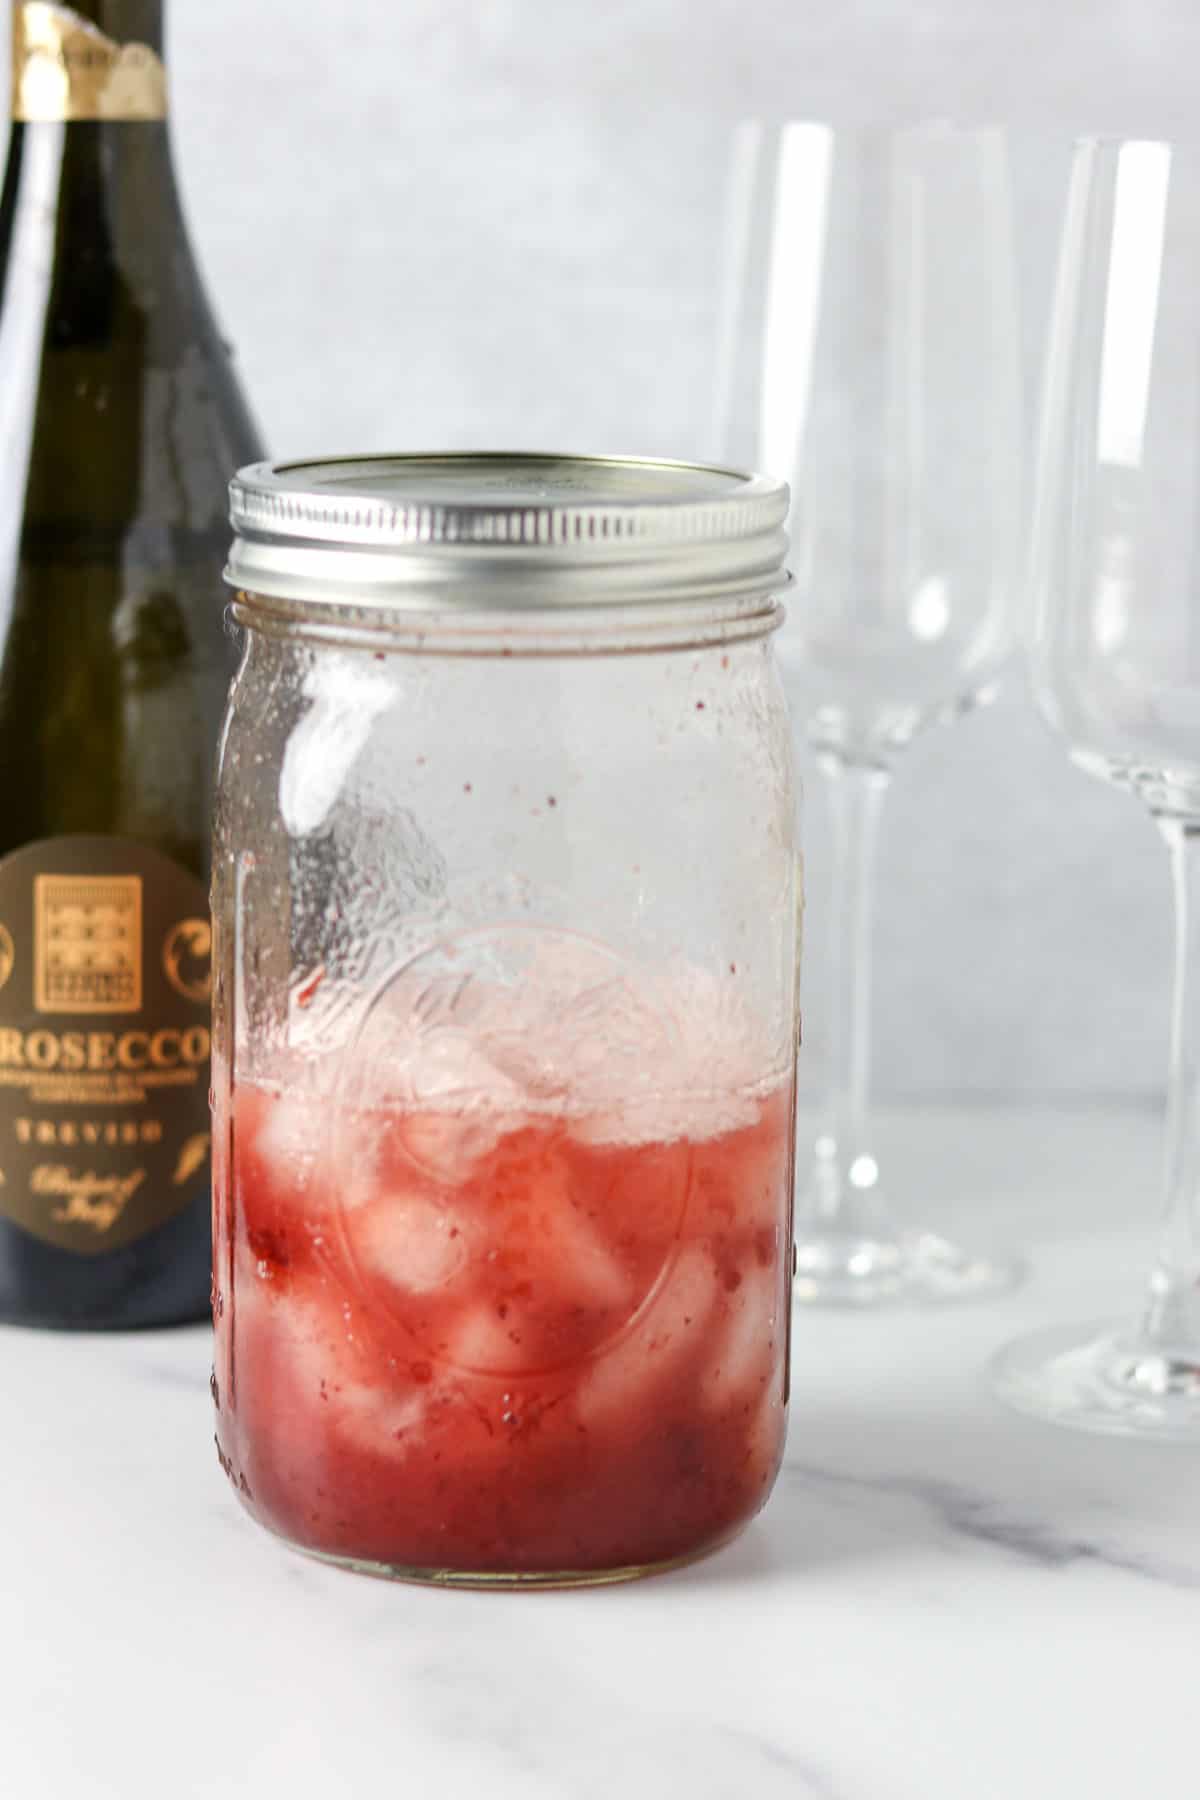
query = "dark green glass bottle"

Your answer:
(0, 0), (263, 1326)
